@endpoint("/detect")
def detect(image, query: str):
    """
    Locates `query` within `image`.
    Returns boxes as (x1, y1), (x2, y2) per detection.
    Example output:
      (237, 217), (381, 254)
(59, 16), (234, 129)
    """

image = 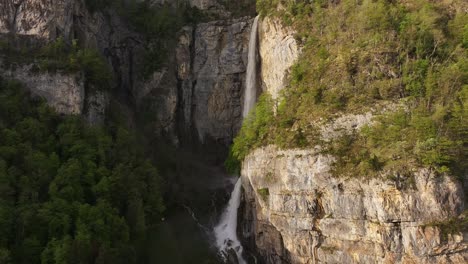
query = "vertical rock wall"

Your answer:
(241, 146), (467, 264)
(0, 0), (255, 146)
(1, 63), (85, 115)
(176, 17), (252, 145)
(240, 14), (467, 264)
(0, 0), (142, 119)
(258, 17), (299, 101)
